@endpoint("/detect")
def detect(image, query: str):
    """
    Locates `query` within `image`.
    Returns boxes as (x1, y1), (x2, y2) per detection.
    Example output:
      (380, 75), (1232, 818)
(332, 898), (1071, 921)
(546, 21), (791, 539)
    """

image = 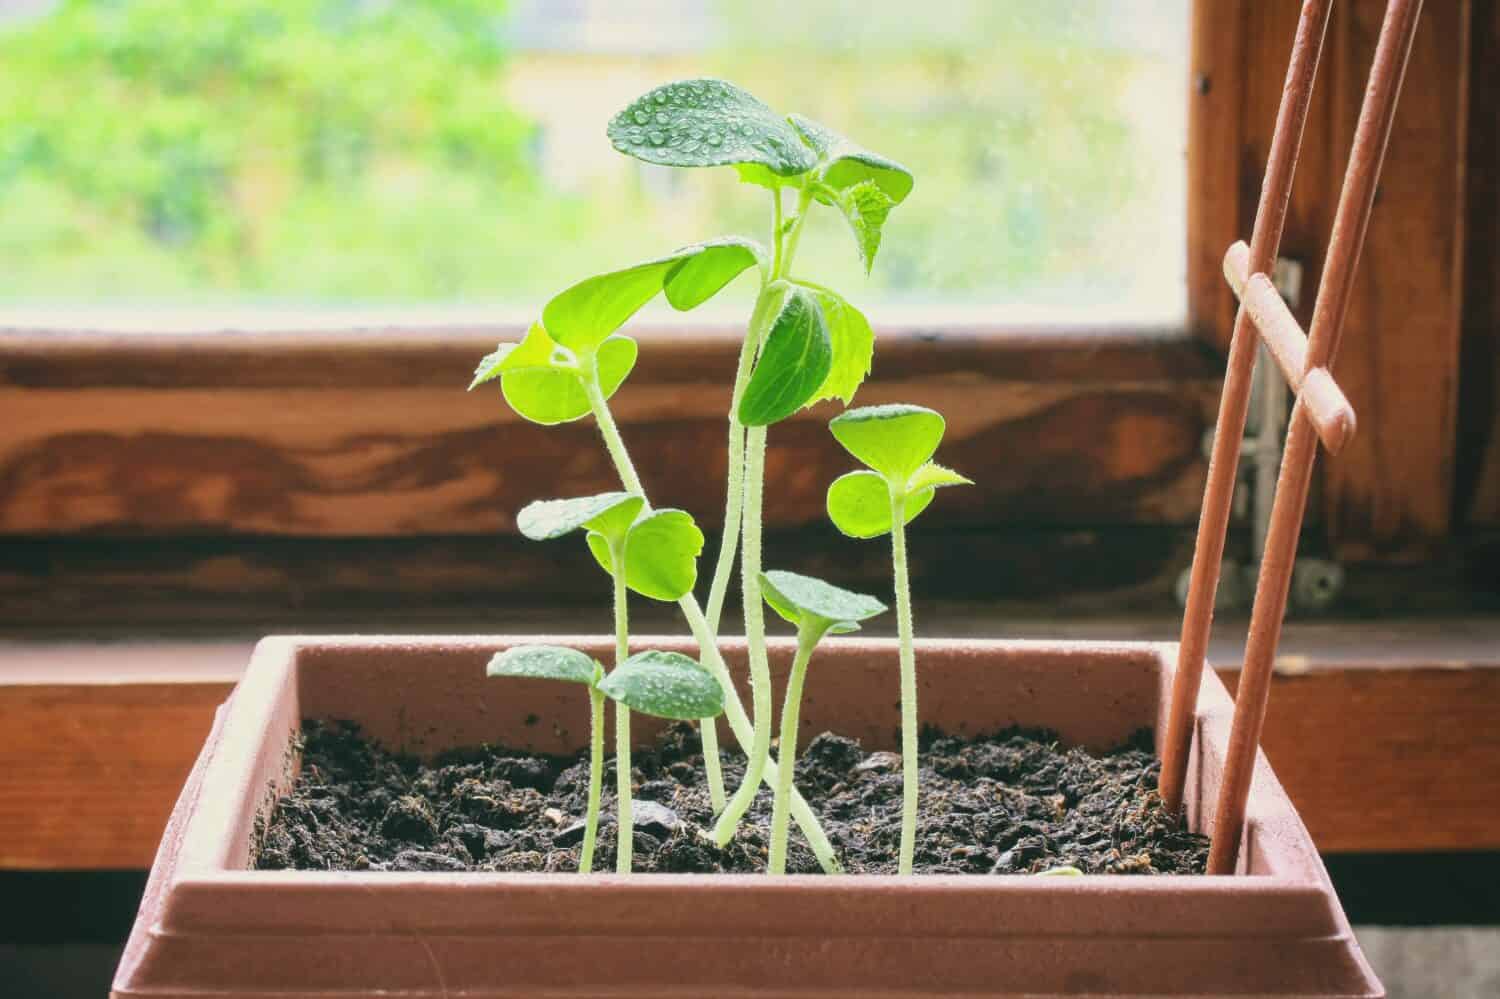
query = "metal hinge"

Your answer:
(1175, 256), (1345, 613)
